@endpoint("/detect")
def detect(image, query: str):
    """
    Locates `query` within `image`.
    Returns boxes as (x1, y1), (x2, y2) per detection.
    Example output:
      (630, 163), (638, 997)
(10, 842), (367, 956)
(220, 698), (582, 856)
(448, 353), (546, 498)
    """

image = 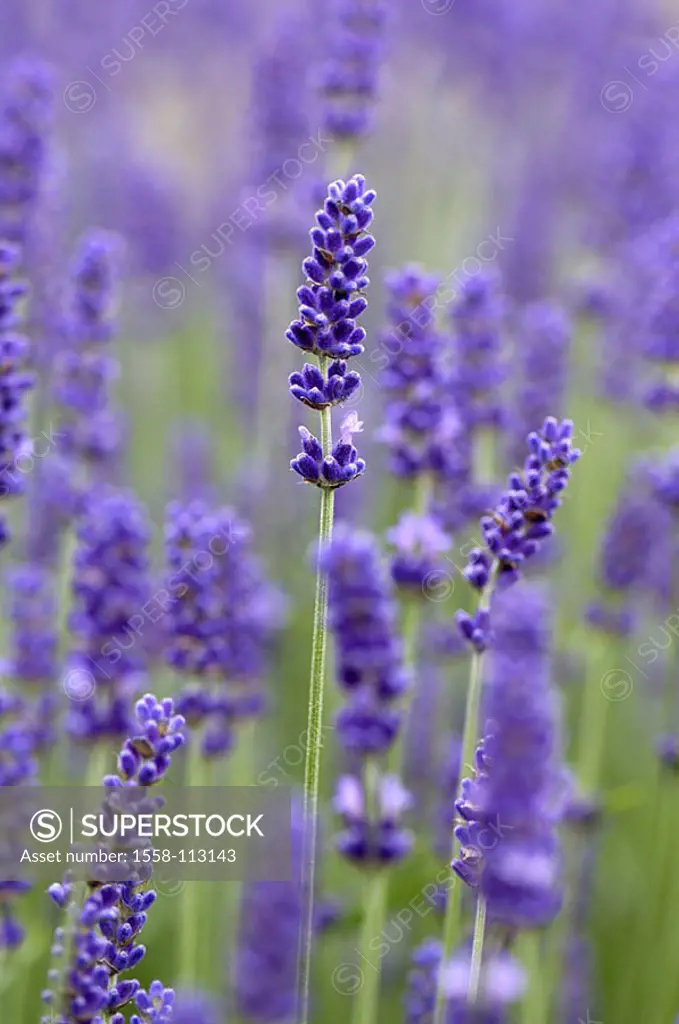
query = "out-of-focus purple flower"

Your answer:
(0, 58), (53, 248)
(0, 689), (36, 949)
(320, 0), (386, 143)
(165, 501), (283, 758)
(0, 240), (35, 548)
(247, 12), (319, 251)
(322, 524), (409, 755)
(378, 264), (447, 479)
(449, 269), (507, 432)
(234, 802), (304, 1023)
(170, 990), (219, 1024)
(648, 448), (679, 511)
(405, 938), (526, 1024)
(639, 213), (679, 412)
(334, 773), (412, 867)
(454, 585), (564, 930)
(439, 944), (526, 1022)
(4, 563), (58, 749)
(387, 512), (451, 594)
(53, 229), (124, 468)
(508, 302), (571, 466)
(66, 489), (152, 743)
(586, 480), (659, 636)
